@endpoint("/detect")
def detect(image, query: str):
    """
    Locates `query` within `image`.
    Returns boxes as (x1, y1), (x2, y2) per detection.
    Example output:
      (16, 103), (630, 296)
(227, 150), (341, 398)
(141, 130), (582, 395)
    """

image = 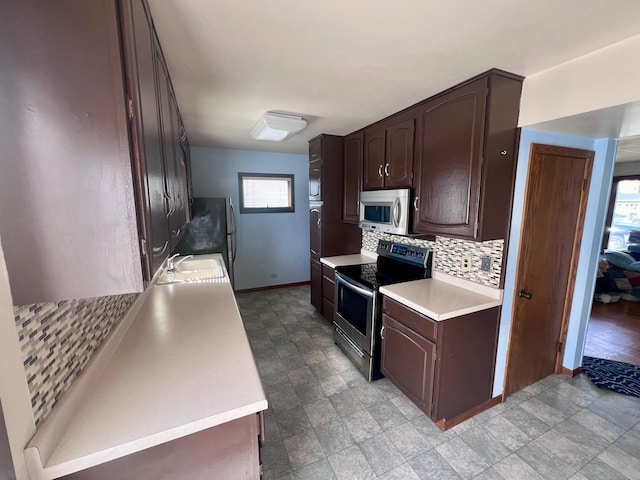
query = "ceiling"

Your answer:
(148, 0), (640, 155)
